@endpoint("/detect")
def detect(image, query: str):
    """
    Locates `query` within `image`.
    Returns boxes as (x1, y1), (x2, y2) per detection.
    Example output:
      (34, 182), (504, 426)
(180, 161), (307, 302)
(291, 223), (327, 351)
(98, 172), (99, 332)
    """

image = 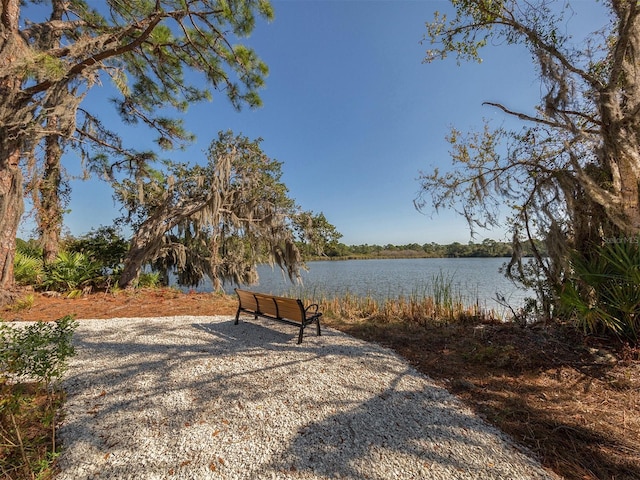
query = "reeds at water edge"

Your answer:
(284, 271), (499, 326)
